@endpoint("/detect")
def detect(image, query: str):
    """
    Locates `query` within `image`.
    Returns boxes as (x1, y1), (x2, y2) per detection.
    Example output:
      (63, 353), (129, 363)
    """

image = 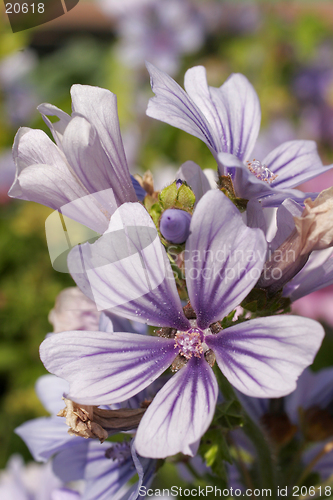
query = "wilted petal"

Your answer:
(15, 417), (77, 462)
(185, 190), (266, 329)
(70, 85), (136, 202)
(40, 331), (176, 405)
(206, 316), (324, 398)
(263, 140), (330, 189)
(68, 203), (189, 329)
(176, 161), (211, 201)
(135, 356), (218, 458)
